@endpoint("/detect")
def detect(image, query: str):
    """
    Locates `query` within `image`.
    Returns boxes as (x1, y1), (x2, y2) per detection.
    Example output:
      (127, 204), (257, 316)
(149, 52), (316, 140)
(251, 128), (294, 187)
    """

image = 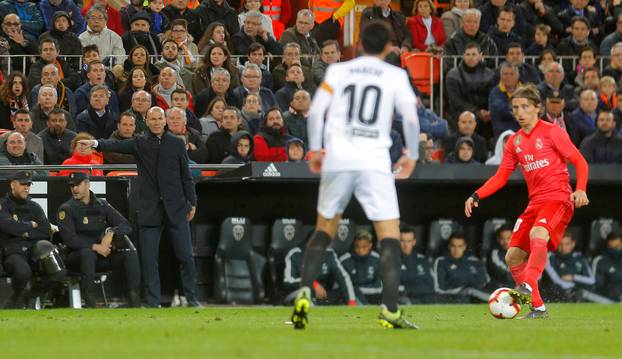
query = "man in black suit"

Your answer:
(78, 106), (199, 307)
